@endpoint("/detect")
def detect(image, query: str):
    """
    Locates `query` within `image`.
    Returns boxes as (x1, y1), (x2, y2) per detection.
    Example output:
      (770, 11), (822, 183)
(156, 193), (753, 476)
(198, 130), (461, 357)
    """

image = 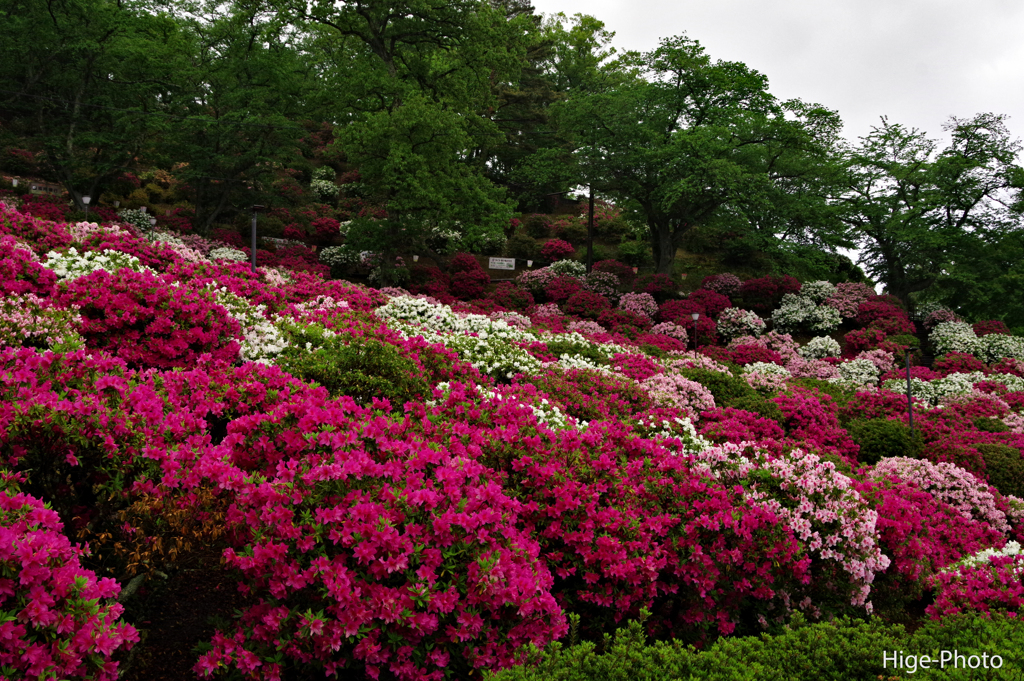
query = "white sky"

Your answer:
(529, 0), (1024, 147)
